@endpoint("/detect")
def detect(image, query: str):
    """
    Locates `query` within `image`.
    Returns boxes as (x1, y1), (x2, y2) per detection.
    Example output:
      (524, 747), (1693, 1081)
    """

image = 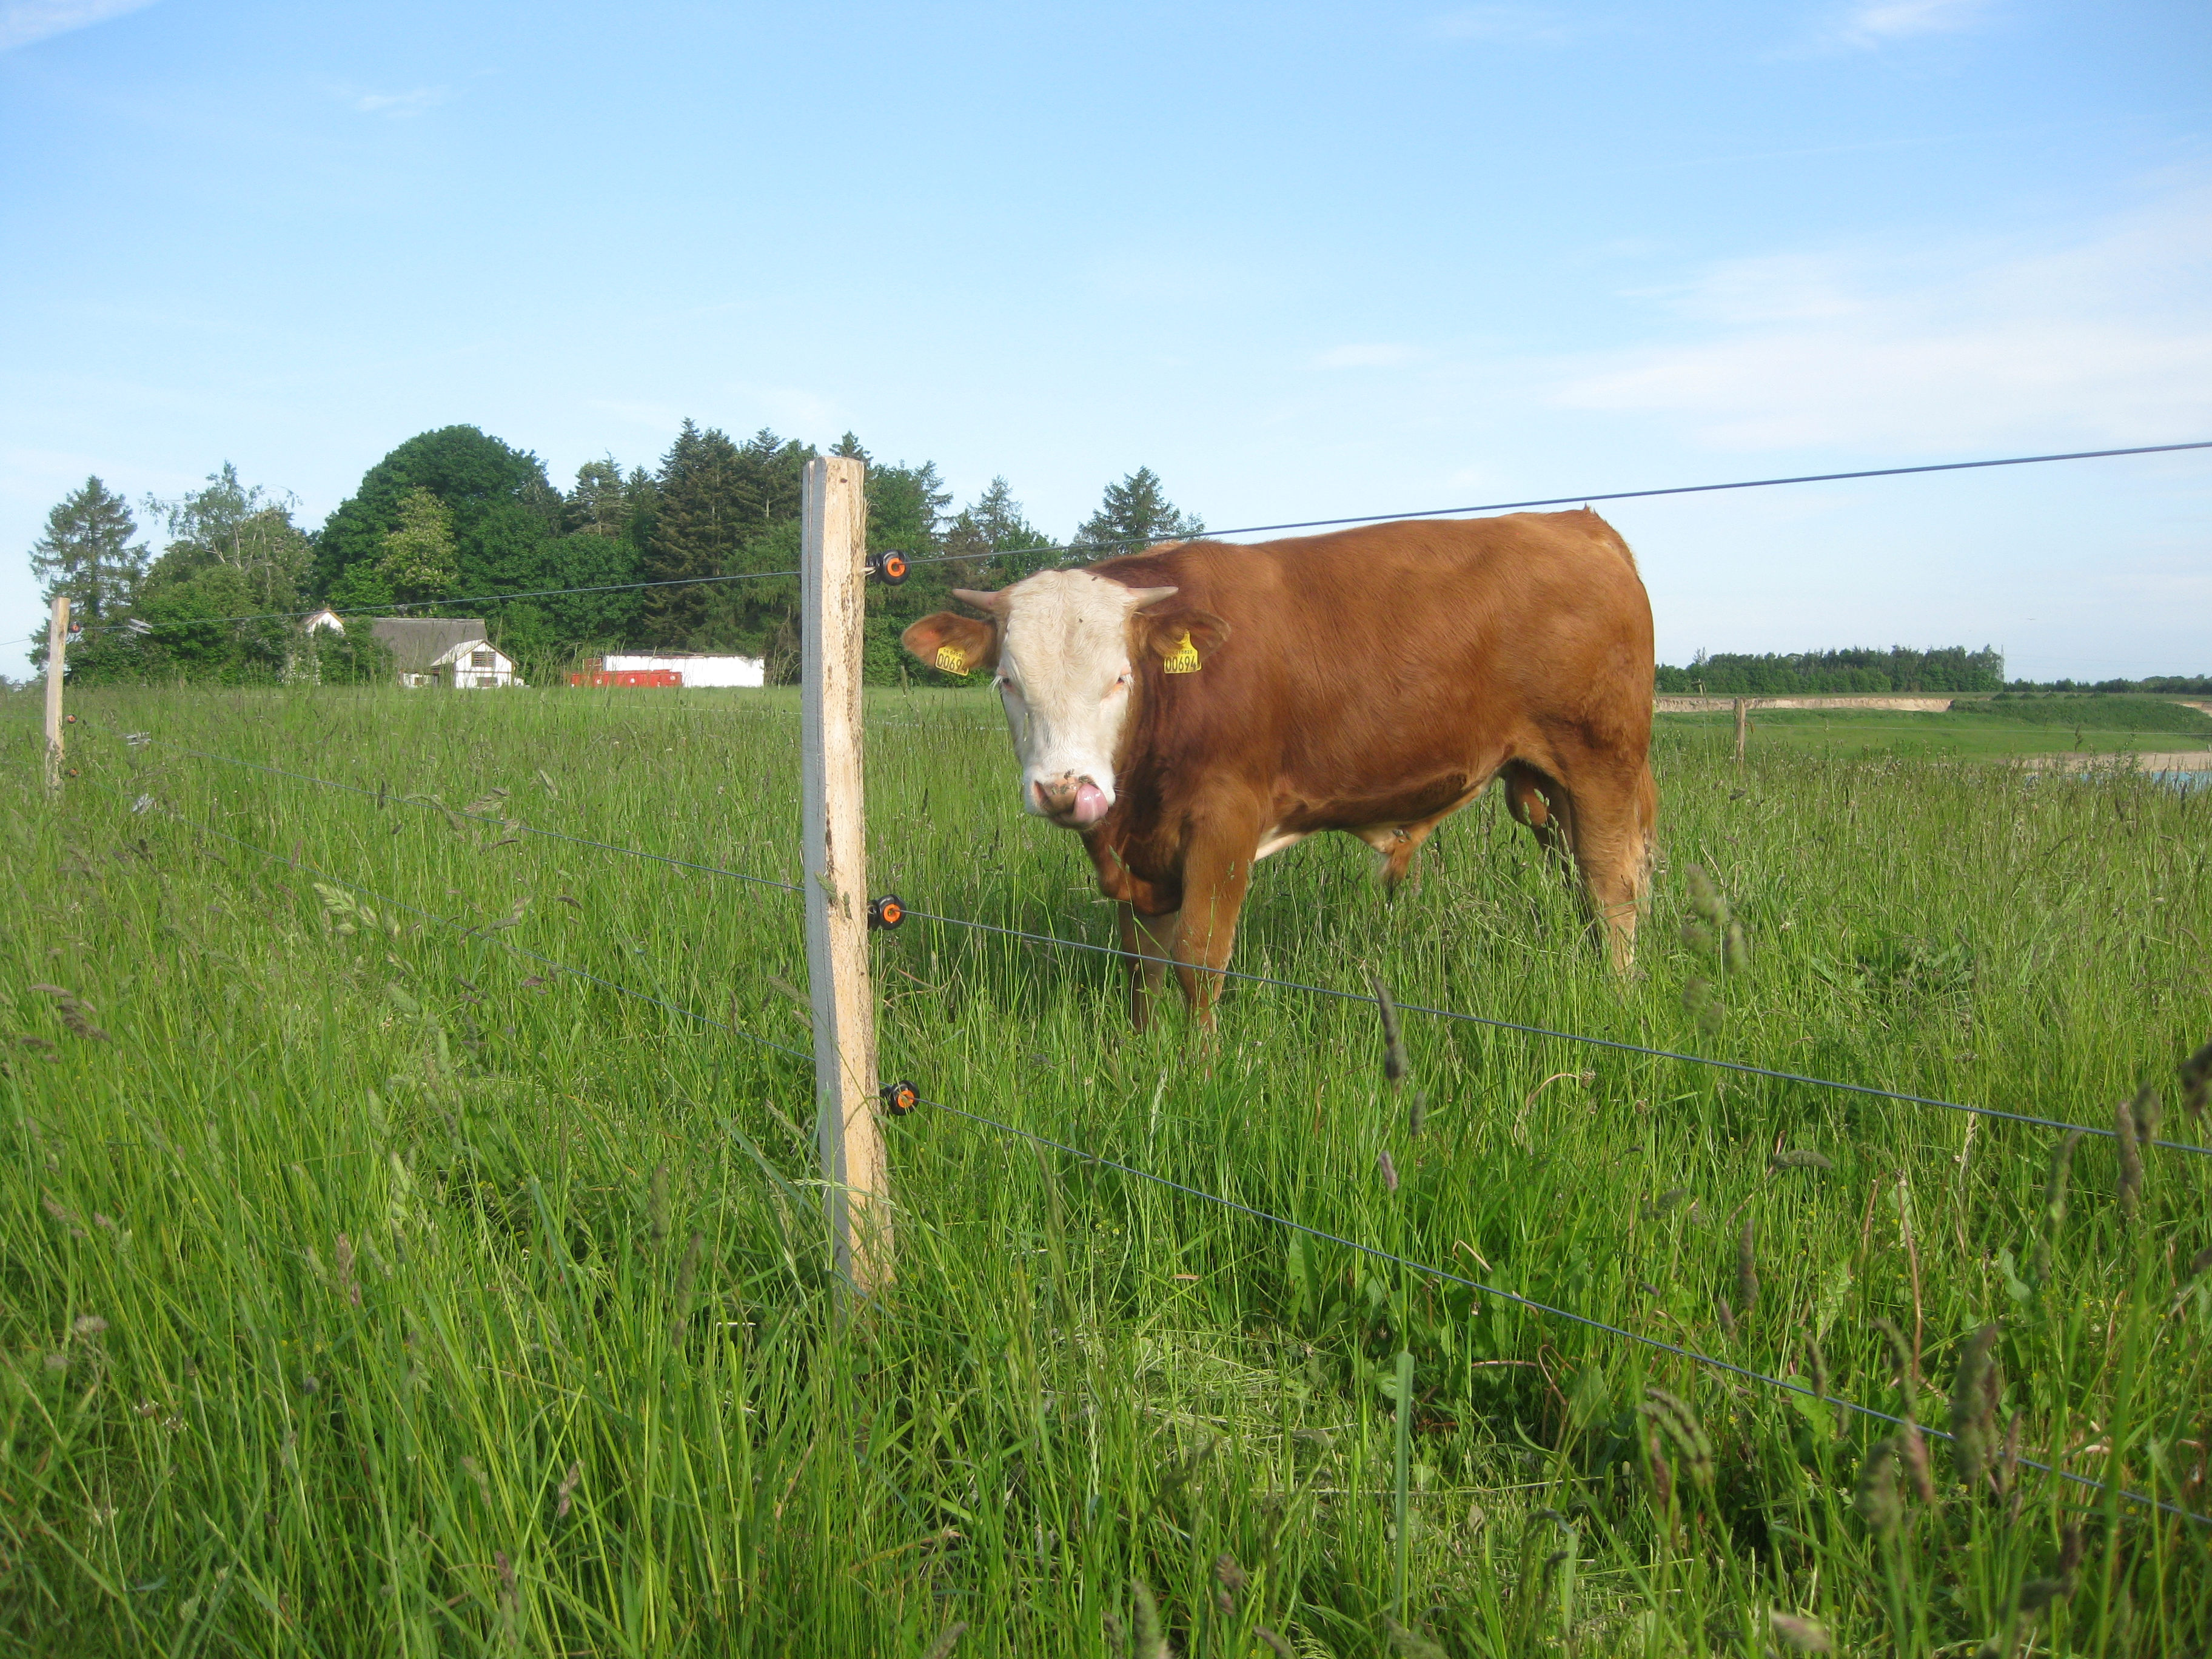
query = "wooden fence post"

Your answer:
(1733, 697), (1748, 765)
(44, 595), (69, 792)
(800, 455), (890, 1296)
